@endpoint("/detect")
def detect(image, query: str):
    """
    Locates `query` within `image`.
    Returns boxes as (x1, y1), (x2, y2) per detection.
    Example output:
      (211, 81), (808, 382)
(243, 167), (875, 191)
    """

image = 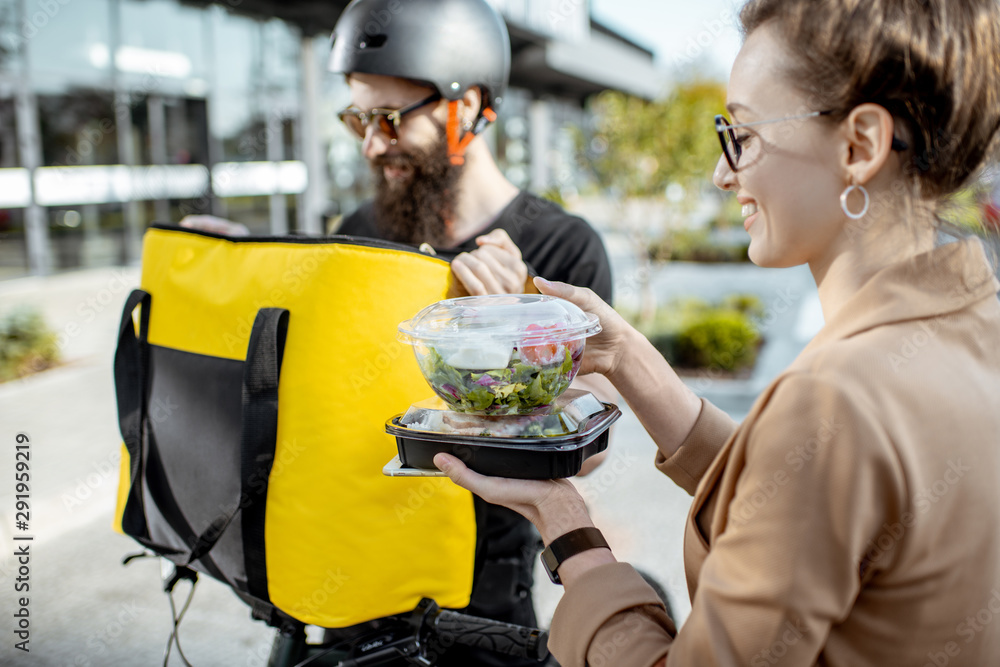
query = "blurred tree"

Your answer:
(578, 80), (727, 198)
